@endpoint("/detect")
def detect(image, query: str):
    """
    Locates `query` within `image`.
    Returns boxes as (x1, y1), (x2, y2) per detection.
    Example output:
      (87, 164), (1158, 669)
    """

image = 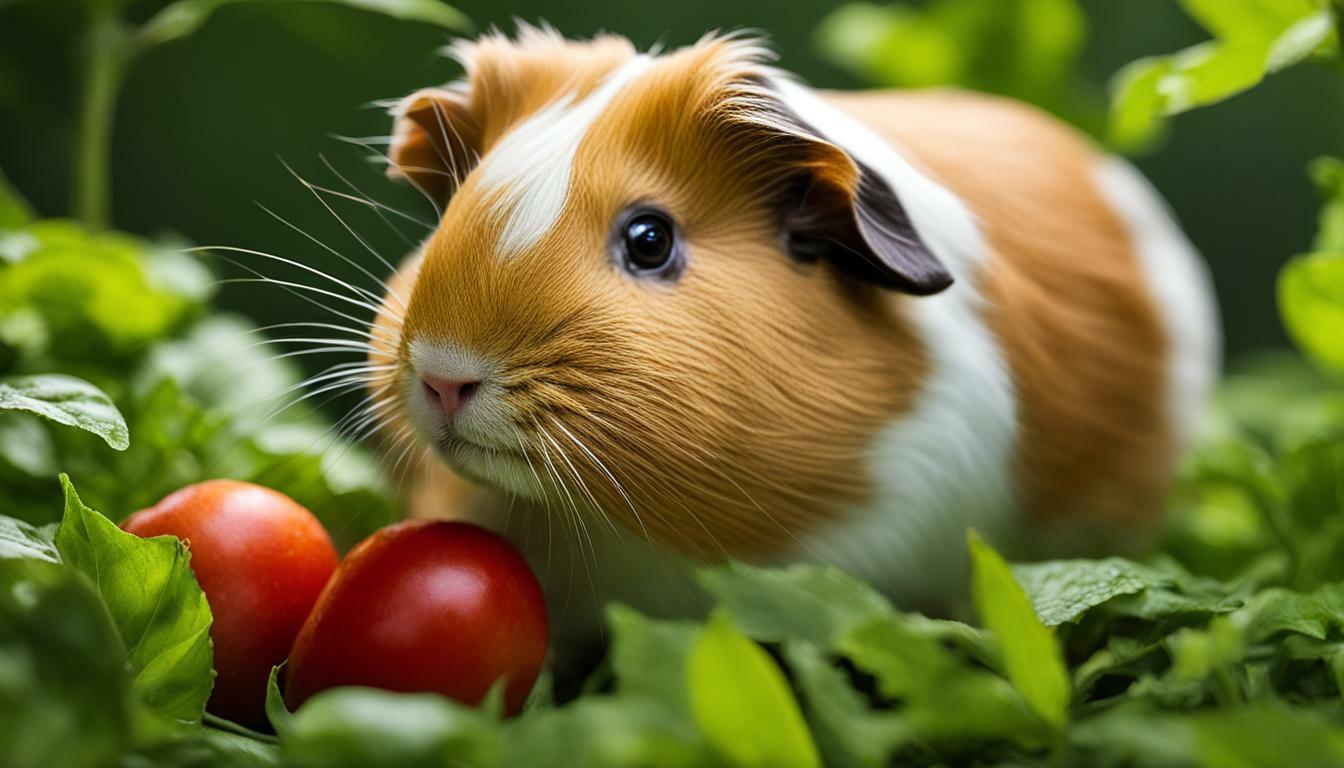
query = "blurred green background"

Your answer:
(1, 0), (1341, 359)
